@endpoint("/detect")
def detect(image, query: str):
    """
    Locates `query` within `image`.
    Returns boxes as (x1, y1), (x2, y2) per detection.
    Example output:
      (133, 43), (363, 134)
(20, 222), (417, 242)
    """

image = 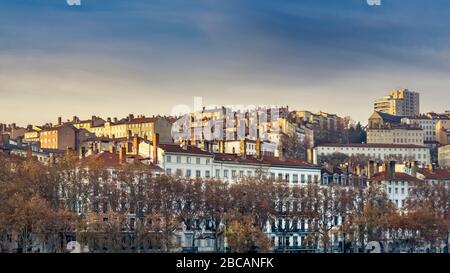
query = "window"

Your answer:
(401, 188), (405, 194)
(314, 175), (319, 182)
(239, 170), (244, 177)
(186, 169), (192, 177)
(285, 174), (290, 182)
(395, 188), (398, 194)
(224, 170), (229, 178)
(206, 159), (210, 165)
(301, 174), (305, 183)
(176, 156), (181, 163)
(196, 170), (201, 178)
(166, 168), (172, 175)
(166, 155), (172, 163)
(270, 173), (275, 180)
(293, 174), (298, 183)
(176, 169), (182, 176)
(247, 170), (252, 177)
(205, 170), (210, 178)
(215, 169), (220, 178)
(186, 157), (191, 164)
(388, 187), (392, 194)
(307, 175), (312, 183)
(278, 173), (283, 180)
(232, 170), (237, 178)
(196, 157), (201, 164)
